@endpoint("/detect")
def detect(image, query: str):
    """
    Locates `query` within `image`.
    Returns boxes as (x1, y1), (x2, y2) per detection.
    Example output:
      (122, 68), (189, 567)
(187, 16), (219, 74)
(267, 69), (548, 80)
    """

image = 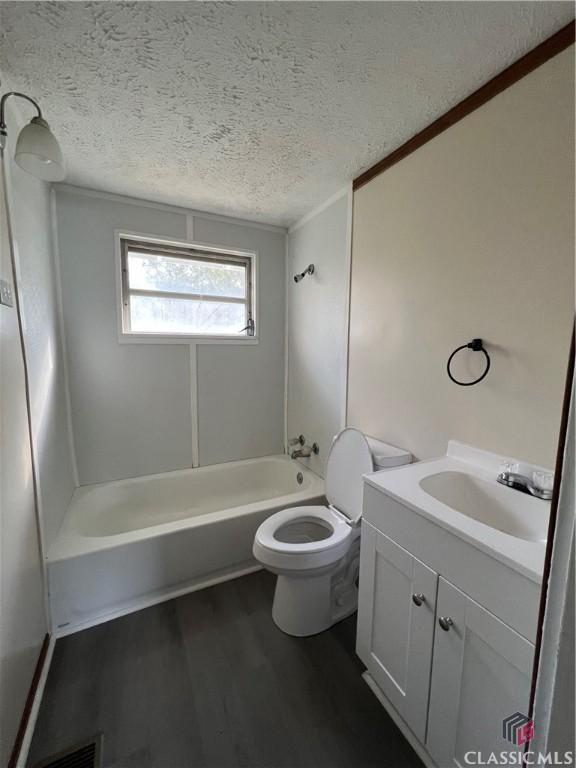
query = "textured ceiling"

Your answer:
(0, 2), (573, 226)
